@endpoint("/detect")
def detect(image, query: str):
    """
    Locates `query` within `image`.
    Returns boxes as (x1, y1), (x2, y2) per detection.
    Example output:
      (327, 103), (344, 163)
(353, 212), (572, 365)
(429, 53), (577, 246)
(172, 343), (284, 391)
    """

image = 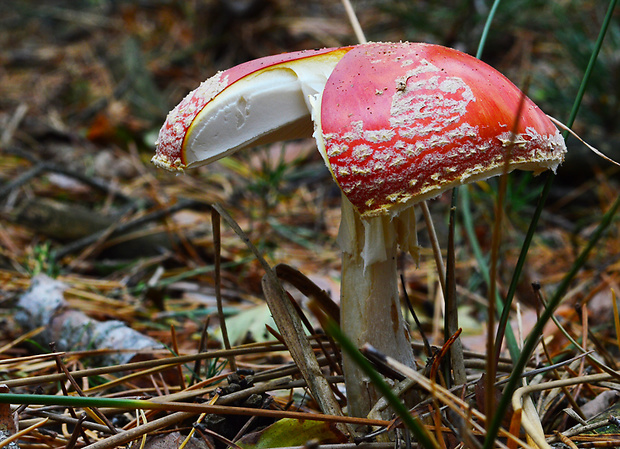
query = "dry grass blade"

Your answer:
(512, 373), (615, 448)
(212, 203), (347, 431)
(364, 346), (533, 449)
(18, 409), (117, 434)
(553, 431), (580, 449)
(0, 328), (47, 355)
(211, 207), (237, 371)
(0, 417), (49, 449)
(1, 344), (292, 389)
(81, 412), (195, 449)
